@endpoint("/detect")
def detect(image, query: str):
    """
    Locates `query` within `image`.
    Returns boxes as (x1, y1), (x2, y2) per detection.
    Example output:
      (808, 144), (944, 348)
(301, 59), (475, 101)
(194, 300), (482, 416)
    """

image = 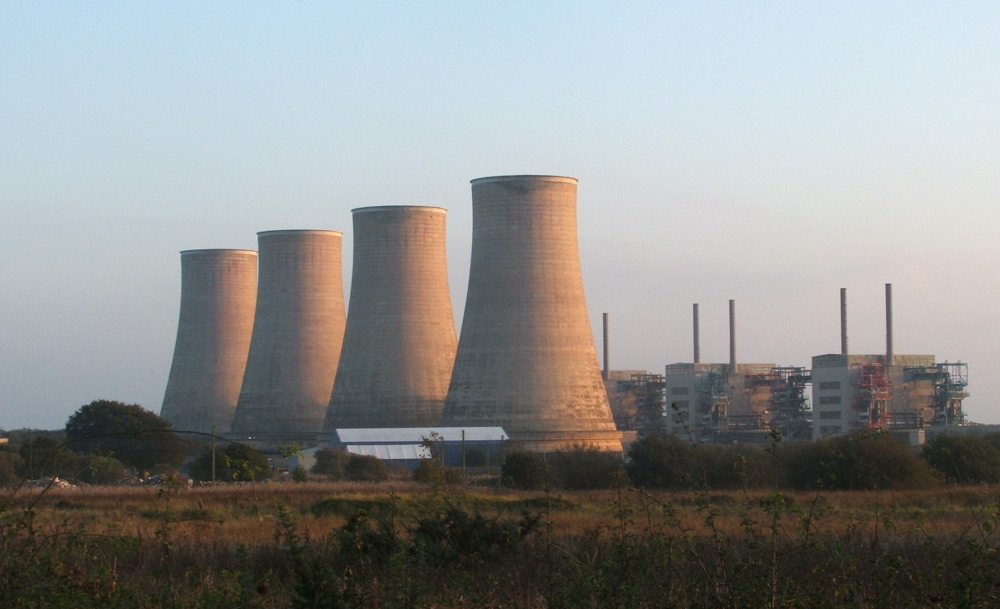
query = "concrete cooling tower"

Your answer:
(230, 230), (347, 446)
(441, 175), (622, 453)
(322, 206), (458, 432)
(160, 249), (258, 435)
